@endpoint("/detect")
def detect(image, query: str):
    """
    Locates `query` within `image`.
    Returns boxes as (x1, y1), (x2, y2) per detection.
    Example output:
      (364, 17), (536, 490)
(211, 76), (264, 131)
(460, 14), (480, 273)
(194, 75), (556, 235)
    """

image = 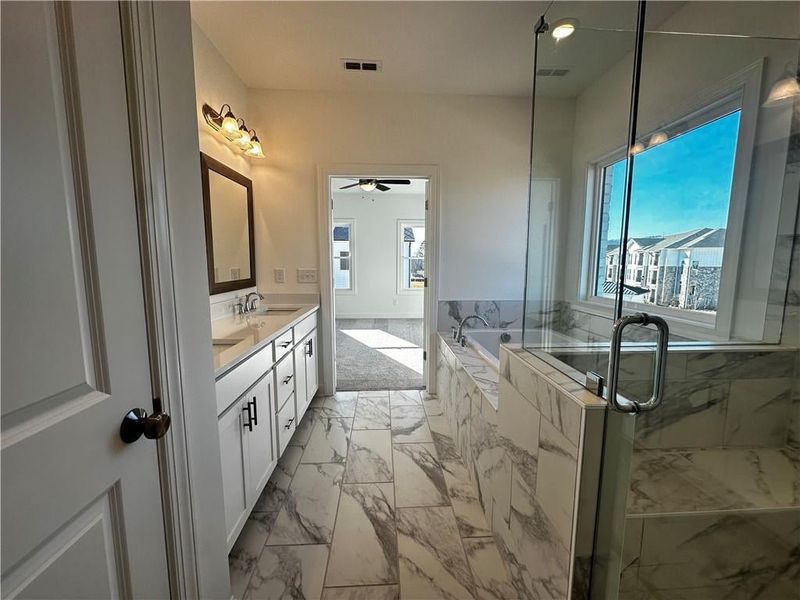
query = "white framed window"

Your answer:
(398, 220), (425, 293)
(332, 220), (355, 291)
(581, 67), (761, 339)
